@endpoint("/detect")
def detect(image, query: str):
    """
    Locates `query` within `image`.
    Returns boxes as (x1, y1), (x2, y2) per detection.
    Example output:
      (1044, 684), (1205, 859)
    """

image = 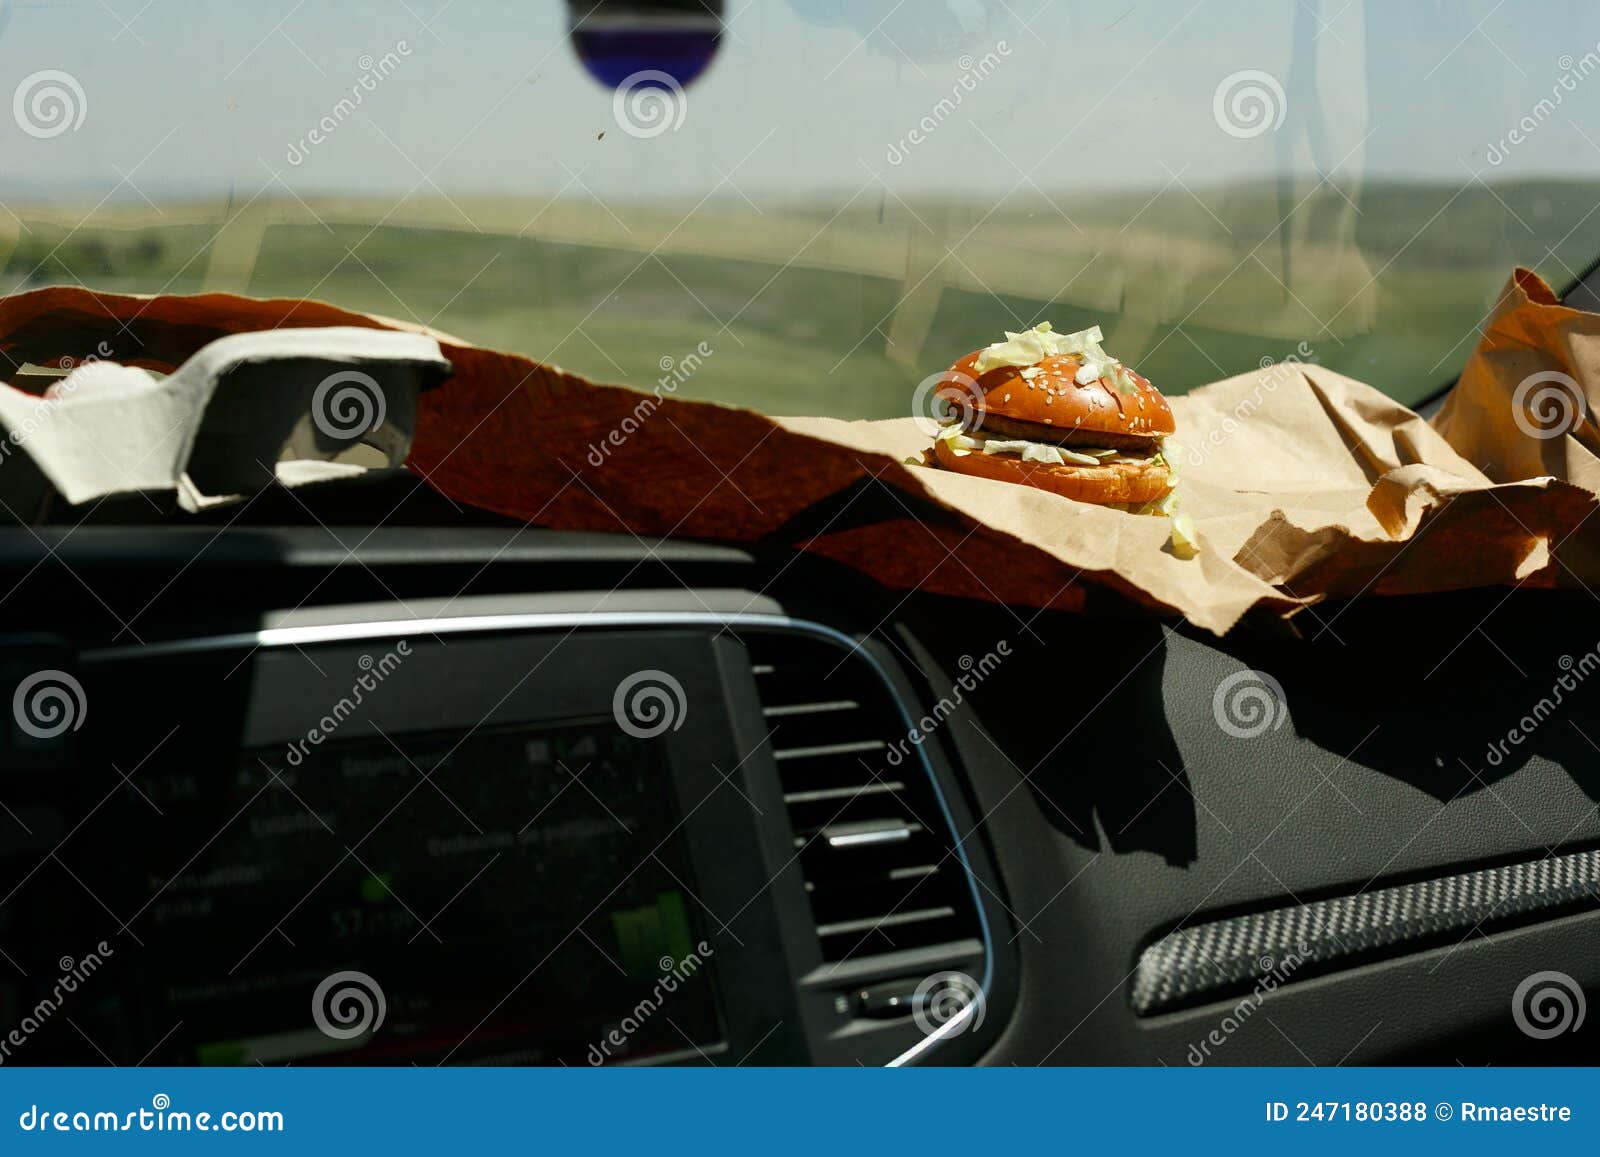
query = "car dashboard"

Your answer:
(3, 487), (1599, 1067)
